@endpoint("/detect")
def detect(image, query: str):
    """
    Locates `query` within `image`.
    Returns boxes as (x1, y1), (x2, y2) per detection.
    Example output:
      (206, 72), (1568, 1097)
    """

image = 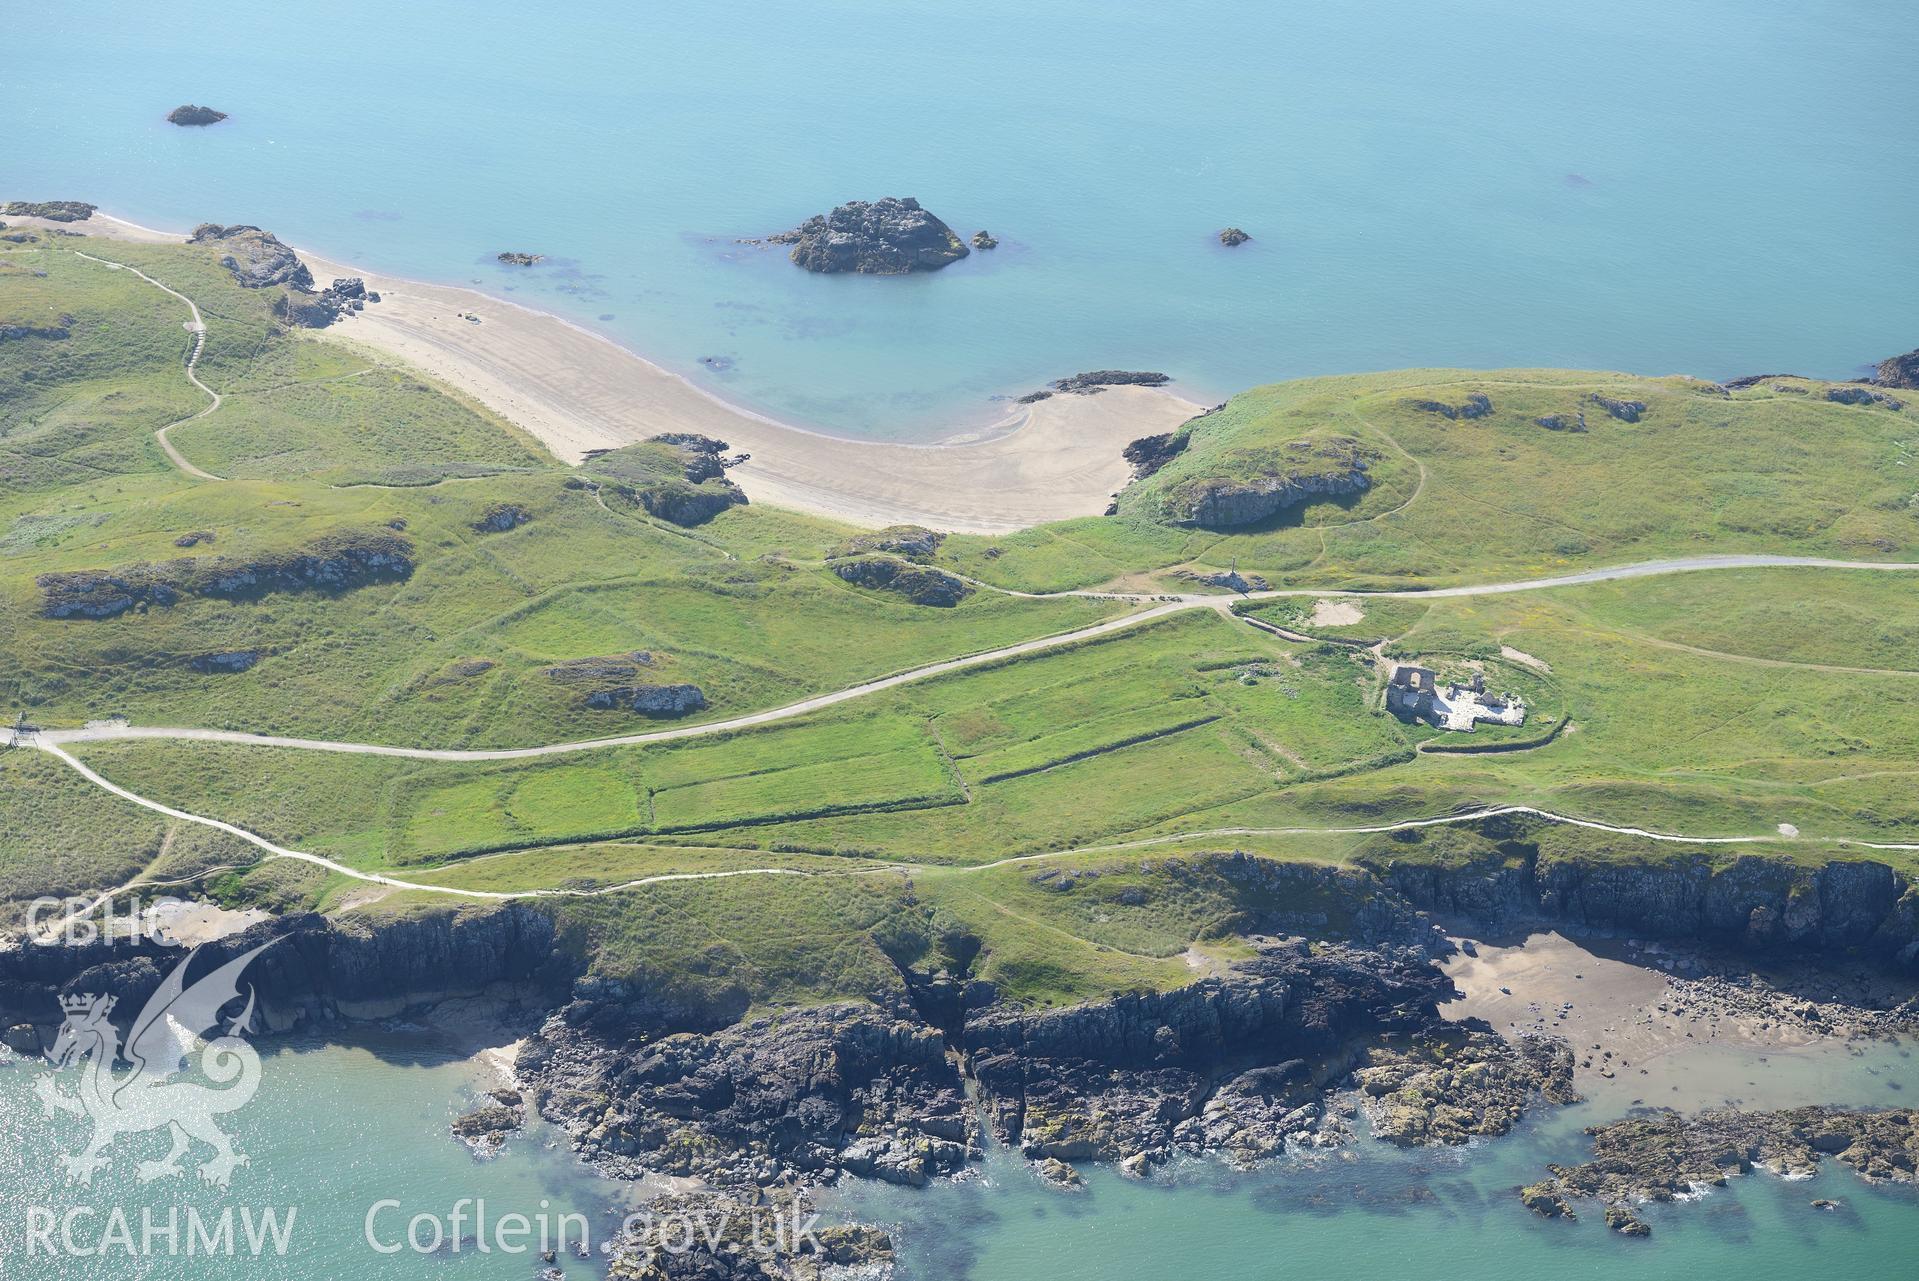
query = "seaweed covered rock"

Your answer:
(189, 223), (314, 290)
(1, 201), (95, 222)
(1020, 370), (1172, 404)
(1218, 227), (1252, 247)
(1161, 436), (1377, 528)
(1520, 1105), (1919, 1232)
(971, 230), (999, 250)
(832, 557), (973, 606)
(1352, 1028), (1577, 1147)
(166, 104), (228, 127)
(496, 252), (543, 266)
(38, 529), (414, 619)
(772, 197), (969, 274)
